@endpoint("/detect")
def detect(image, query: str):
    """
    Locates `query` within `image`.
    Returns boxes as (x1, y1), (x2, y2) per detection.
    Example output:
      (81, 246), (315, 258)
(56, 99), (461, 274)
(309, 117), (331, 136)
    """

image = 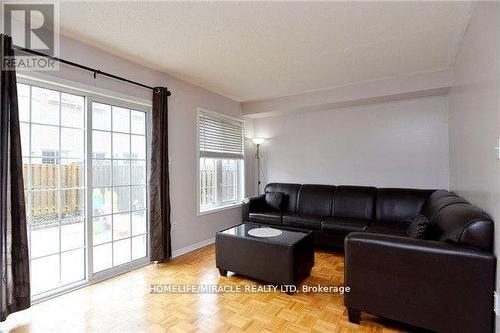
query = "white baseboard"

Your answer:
(172, 237), (215, 258)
